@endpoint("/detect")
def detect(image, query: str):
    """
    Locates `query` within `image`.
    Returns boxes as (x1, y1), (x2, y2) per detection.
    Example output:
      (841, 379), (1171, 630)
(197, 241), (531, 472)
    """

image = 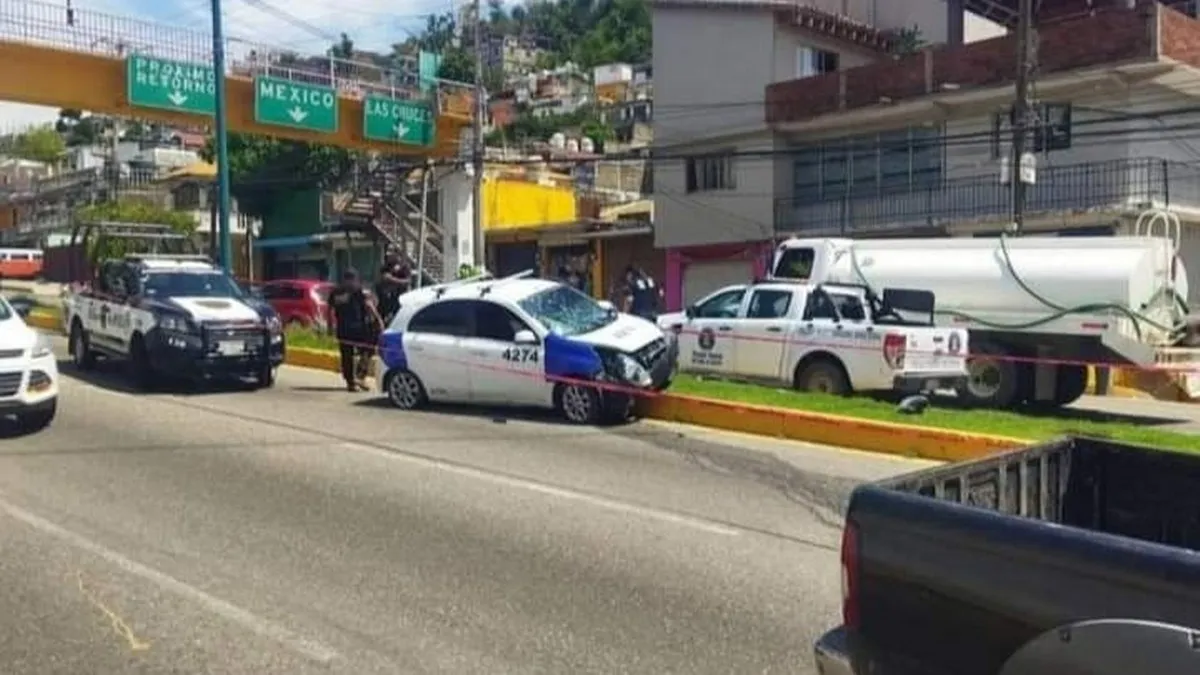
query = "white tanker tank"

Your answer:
(770, 235), (1199, 409)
